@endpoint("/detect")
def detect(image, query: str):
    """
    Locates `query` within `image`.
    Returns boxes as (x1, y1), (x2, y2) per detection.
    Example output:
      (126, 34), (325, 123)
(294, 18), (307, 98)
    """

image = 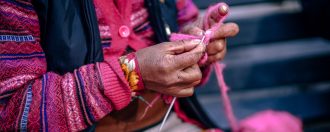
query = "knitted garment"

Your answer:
(0, 0), (201, 131)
